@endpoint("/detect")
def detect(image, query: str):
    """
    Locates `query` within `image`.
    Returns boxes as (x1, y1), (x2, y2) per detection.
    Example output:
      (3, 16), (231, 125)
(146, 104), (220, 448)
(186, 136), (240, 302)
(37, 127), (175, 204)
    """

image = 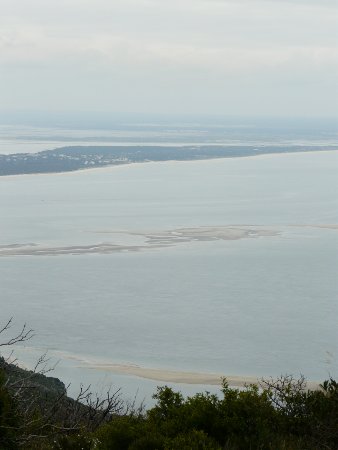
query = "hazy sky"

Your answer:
(1, 0), (337, 118)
